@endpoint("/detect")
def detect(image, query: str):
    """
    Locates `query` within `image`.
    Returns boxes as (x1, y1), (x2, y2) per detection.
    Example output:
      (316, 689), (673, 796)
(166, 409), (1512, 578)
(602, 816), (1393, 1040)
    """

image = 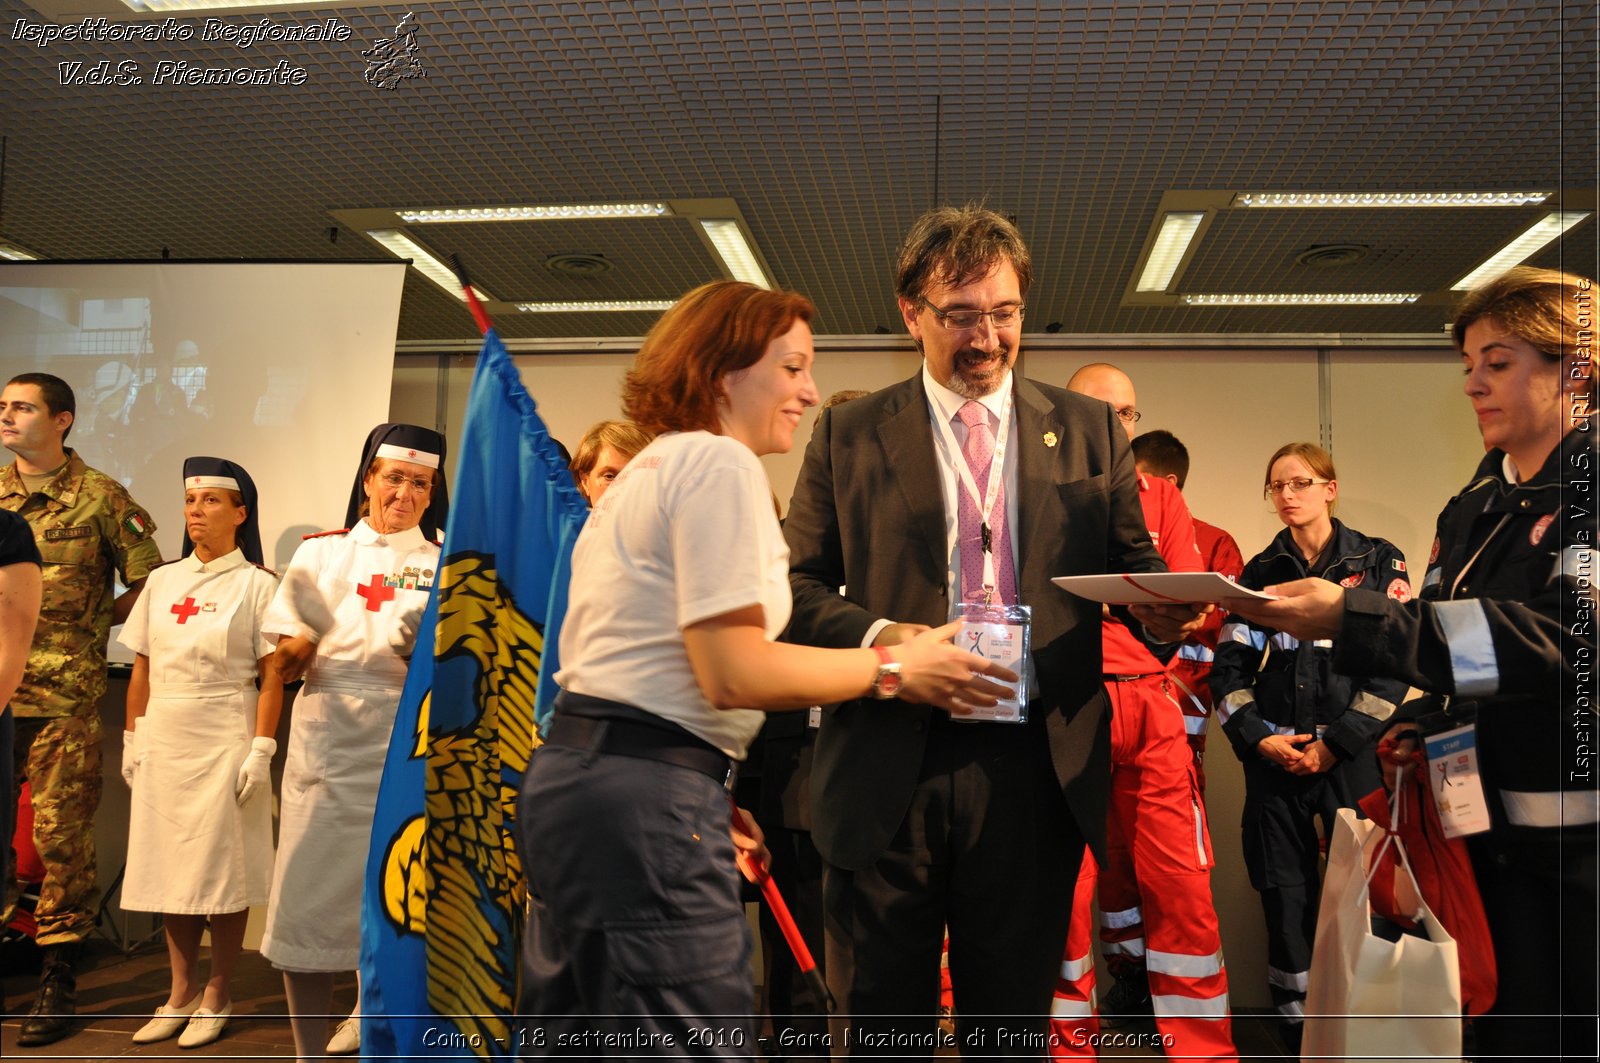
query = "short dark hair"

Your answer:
(895, 204), (1033, 304)
(1131, 429), (1190, 489)
(623, 281), (815, 436)
(6, 372), (76, 442)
